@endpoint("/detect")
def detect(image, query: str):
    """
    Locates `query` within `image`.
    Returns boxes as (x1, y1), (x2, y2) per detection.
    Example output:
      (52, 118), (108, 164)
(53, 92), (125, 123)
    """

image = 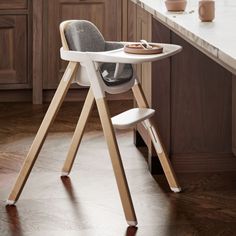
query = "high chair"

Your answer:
(7, 20), (182, 226)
